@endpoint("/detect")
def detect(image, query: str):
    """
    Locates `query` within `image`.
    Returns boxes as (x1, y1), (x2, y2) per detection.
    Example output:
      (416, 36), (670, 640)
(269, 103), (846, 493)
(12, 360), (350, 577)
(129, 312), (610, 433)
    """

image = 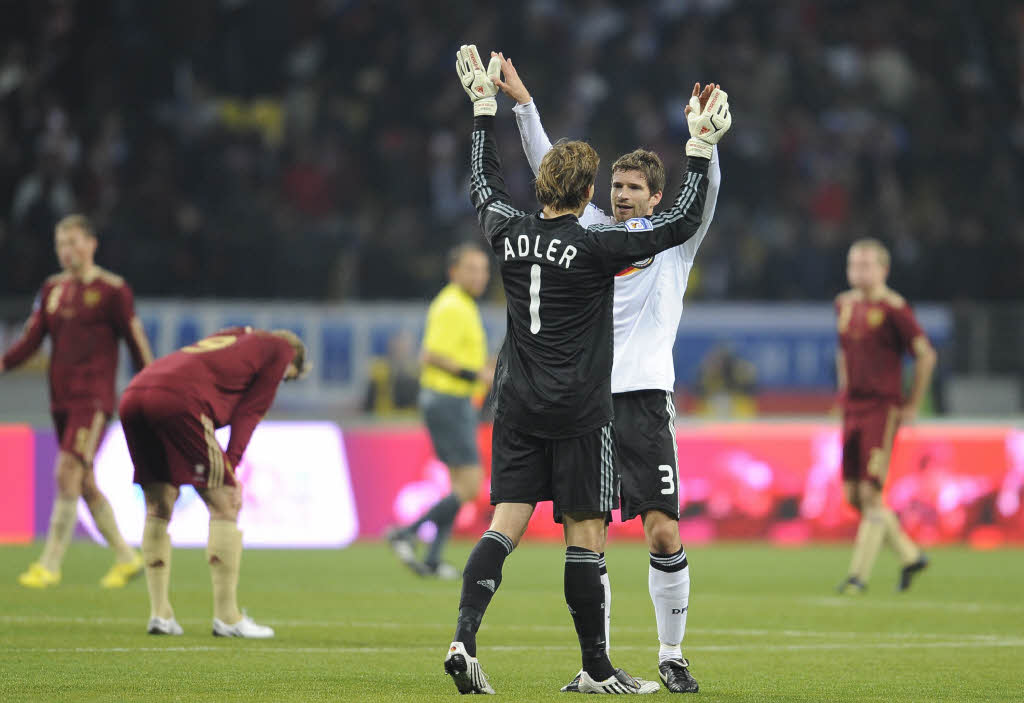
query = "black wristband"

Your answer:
(455, 368), (477, 382)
